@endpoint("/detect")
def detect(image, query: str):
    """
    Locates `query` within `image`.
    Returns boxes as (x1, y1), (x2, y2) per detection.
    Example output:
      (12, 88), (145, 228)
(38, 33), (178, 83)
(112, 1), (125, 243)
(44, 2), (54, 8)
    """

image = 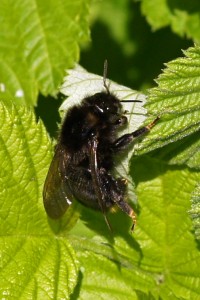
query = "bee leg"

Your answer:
(112, 116), (160, 152)
(89, 136), (138, 232)
(112, 179), (136, 232)
(89, 137), (114, 232)
(101, 172), (136, 231)
(116, 178), (127, 194)
(115, 199), (137, 232)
